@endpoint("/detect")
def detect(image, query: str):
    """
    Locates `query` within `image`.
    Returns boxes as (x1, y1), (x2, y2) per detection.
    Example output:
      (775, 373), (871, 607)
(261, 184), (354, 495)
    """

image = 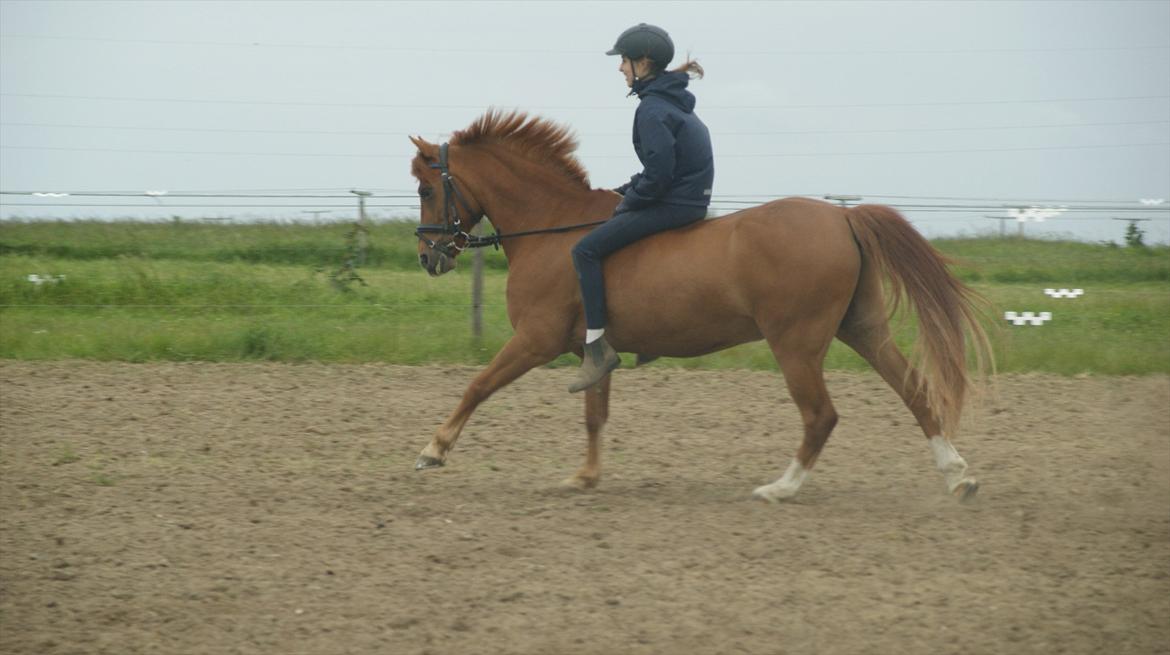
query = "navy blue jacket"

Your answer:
(614, 71), (714, 213)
